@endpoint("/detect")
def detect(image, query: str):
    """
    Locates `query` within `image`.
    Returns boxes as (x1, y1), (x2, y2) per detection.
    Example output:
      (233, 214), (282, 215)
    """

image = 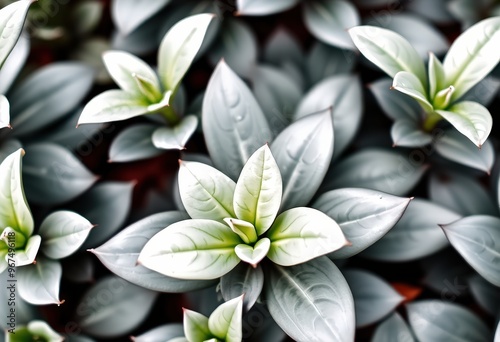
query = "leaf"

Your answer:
(9, 63), (94, 136)
(207, 18), (258, 78)
(0, 148), (33, 236)
(468, 274), (500, 316)
(495, 321), (500, 342)
(267, 207), (348, 266)
(369, 78), (421, 123)
(428, 52), (445, 99)
(208, 295), (243, 342)
(39, 211), (93, 260)
(321, 148), (427, 197)
(313, 188), (411, 259)
(138, 219), (242, 280)
(158, 13), (213, 91)
(441, 215), (500, 287)
(344, 269), (404, 327)
(13, 234), (40, 266)
(102, 50), (161, 101)
(71, 1), (104, 37)
(132, 323), (184, 342)
(0, 95), (9, 129)
(271, 109), (334, 210)
(435, 129), (494, 173)
(429, 171), (498, 217)
(75, 275), (158, 338)
(295, 74), (362, 159)
(78, 89), (150, 125)
(152, 115), (198, 150)
(92, 211), (214, 292)
(392, 71), (433, 113)
(17, 257), (62, 305)
(178, 161), (236, 223)
(183, 310), (211, 342)
(0, 0), (34, 68)
(349, 26), (427, 86)
(233, 145), (282, 235)
(303, 0), (360, 50)
(391, 120), (433, 147)
(407, 300), (491, 342)
(24, 321), (64, 342)
(266, 257), (355, 341)
(371, 312), (415, 342)
(0, 34), (29, 94)
(22, 143), (97, 206)
(306, 41), (356, 86)
(263, 28), (304, 67)
(225, 218), (258, 244)
(361, 199), (460, 262)
(436, 101), (492, 148)
(203, 60), (273, 180)
(111, 0), (171, 35)
(220, 263), (264, 312)
(235, 238), (270, 267)
(460, 76), (500, 107)
(443, 16), (500, 102)
(109, 124), (163, 163)
(236, 0), (300, 15)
